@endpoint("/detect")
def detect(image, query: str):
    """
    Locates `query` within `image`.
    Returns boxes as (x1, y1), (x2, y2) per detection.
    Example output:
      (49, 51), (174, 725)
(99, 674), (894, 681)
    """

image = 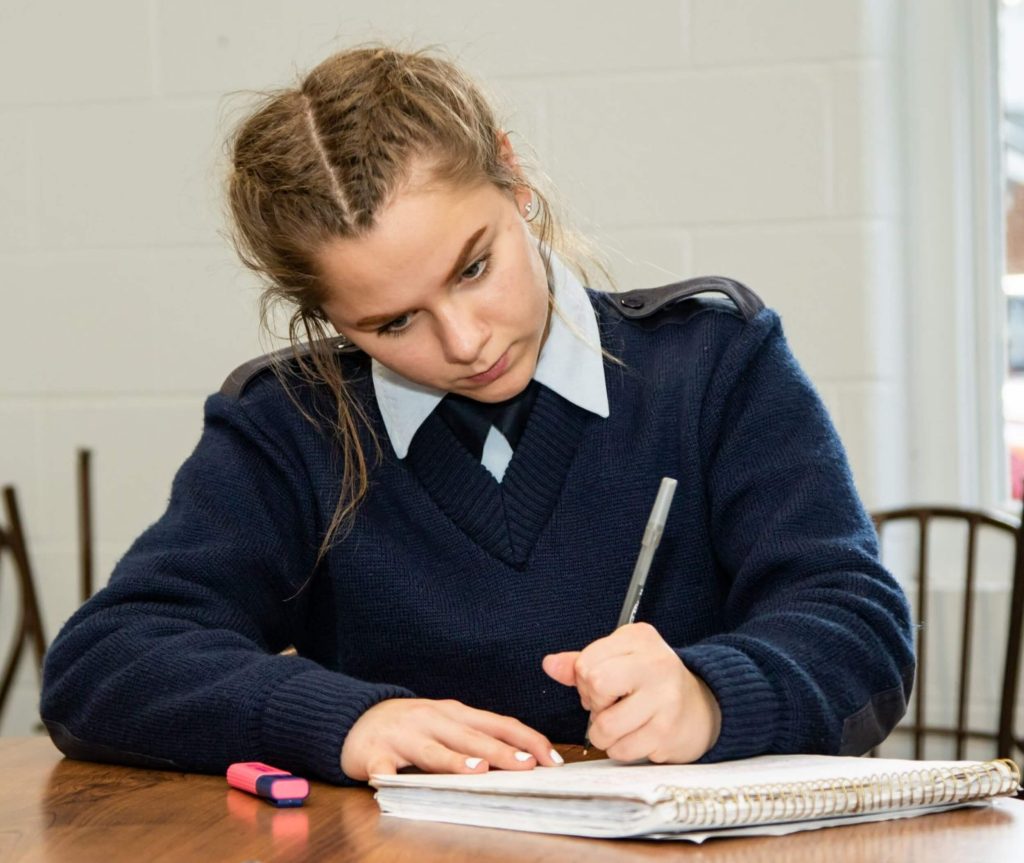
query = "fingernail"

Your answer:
(550, 749), (564, 765)
(514, 751), (533, 762)
(465, 757), (483, 769)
